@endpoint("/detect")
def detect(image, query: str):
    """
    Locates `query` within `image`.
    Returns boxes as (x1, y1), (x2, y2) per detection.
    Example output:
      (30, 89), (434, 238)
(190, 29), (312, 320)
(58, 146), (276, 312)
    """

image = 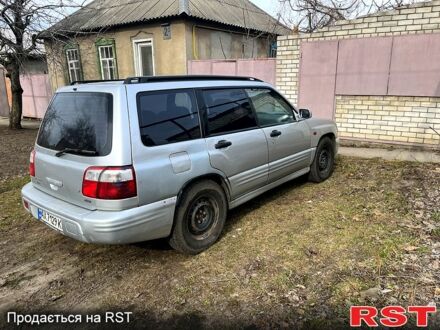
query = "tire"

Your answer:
(309, 137), (336, 183)
(169, 180), (227, 255)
